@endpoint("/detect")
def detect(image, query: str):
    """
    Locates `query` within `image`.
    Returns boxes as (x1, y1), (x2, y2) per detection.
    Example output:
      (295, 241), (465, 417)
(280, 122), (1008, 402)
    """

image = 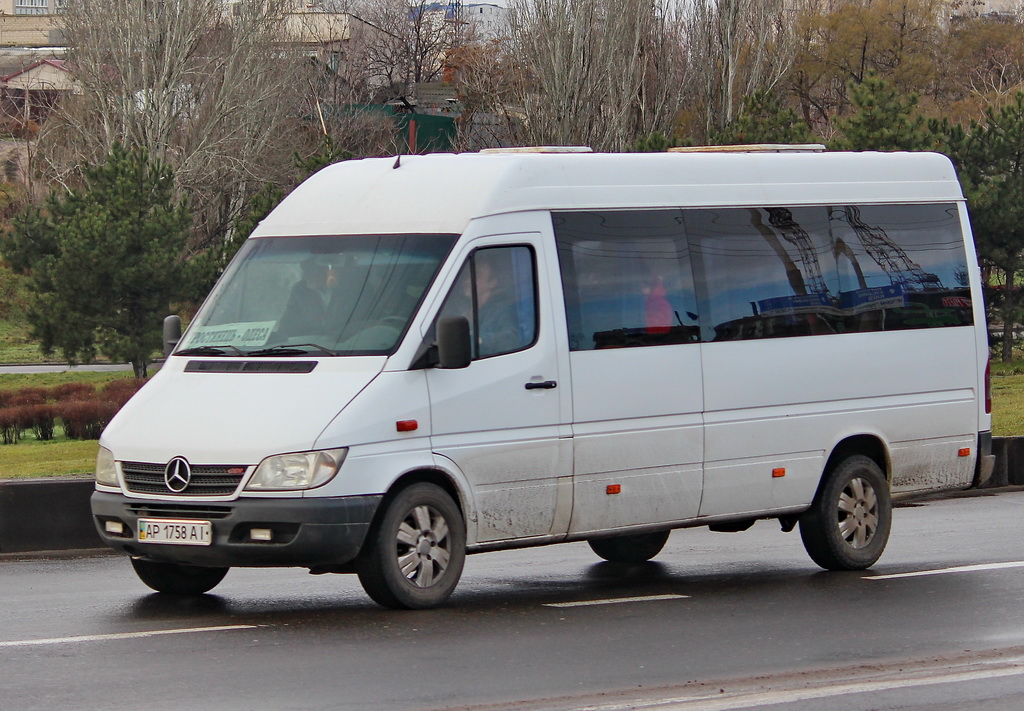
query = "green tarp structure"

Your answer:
(389, 108), (457, 154)
(322, 103), (457, 154)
